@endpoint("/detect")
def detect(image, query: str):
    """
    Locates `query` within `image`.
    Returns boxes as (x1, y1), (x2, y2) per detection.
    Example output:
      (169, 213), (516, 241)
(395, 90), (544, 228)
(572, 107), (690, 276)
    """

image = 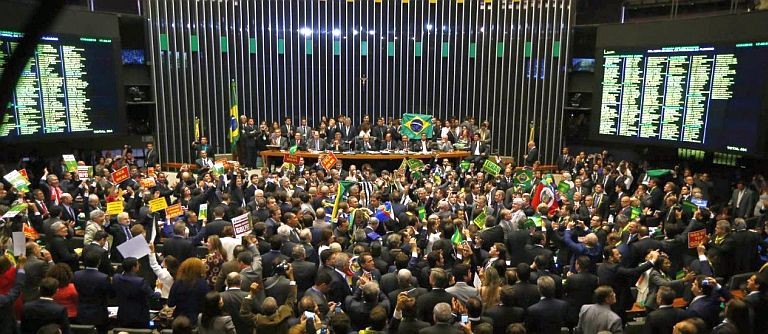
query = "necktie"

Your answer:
(315, 140), (319, 150)
(40, 201), (48, 215)
(122, 225), (131, 239)
(387, 142), (391, 150)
